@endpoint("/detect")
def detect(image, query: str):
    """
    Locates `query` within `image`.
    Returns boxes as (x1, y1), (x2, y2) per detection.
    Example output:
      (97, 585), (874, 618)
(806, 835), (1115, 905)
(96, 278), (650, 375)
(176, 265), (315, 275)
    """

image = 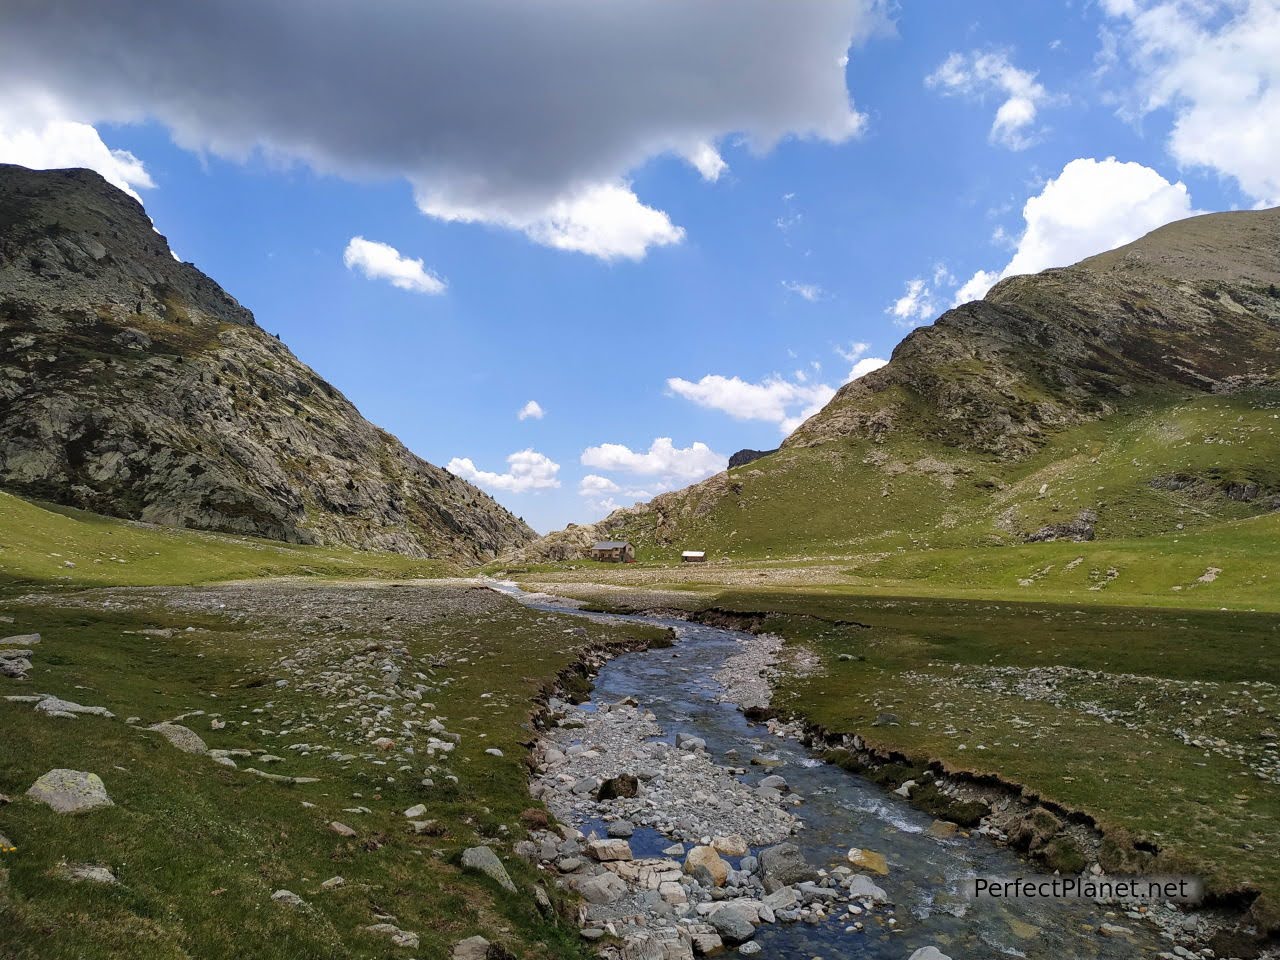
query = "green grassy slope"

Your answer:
(0, 490), (454, 587)
(596, 390), (1280, 566)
